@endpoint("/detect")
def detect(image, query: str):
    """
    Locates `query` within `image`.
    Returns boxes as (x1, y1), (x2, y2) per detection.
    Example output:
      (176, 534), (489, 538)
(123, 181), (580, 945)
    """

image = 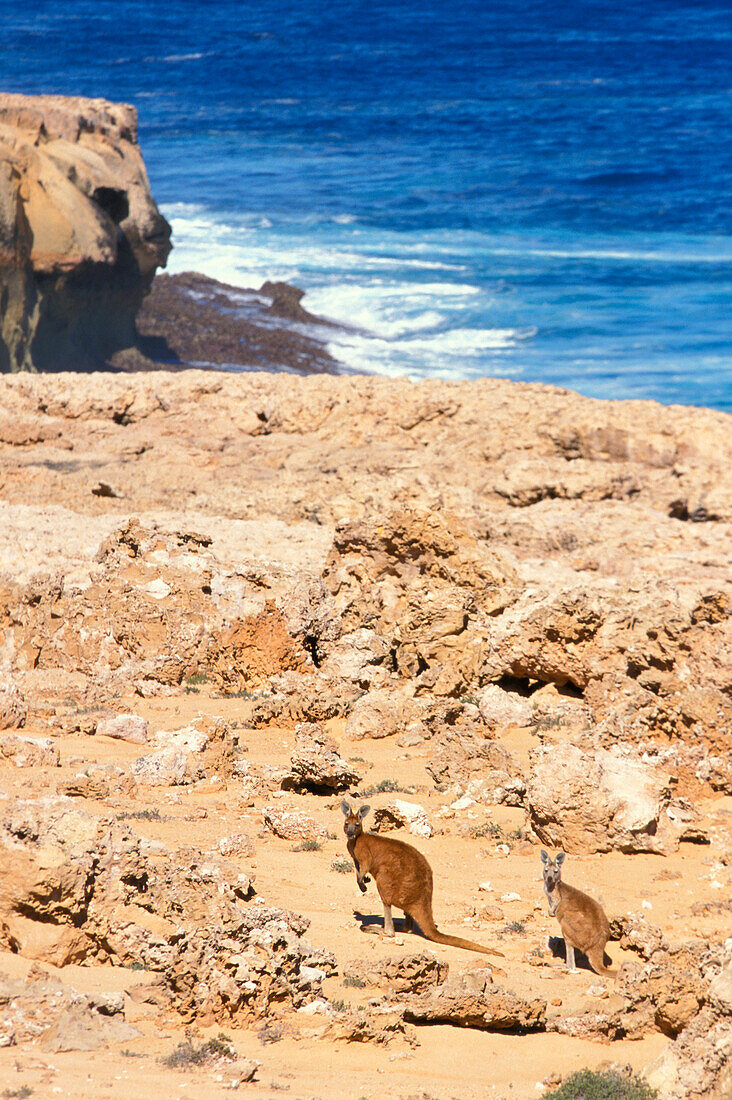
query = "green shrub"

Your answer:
(356, 778), (414, 797)
(331, 859), (353, 873)
(543, 1069), (657, 1100)
(292, 839), (321, 852)
(162, 1035), (236, 1069)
